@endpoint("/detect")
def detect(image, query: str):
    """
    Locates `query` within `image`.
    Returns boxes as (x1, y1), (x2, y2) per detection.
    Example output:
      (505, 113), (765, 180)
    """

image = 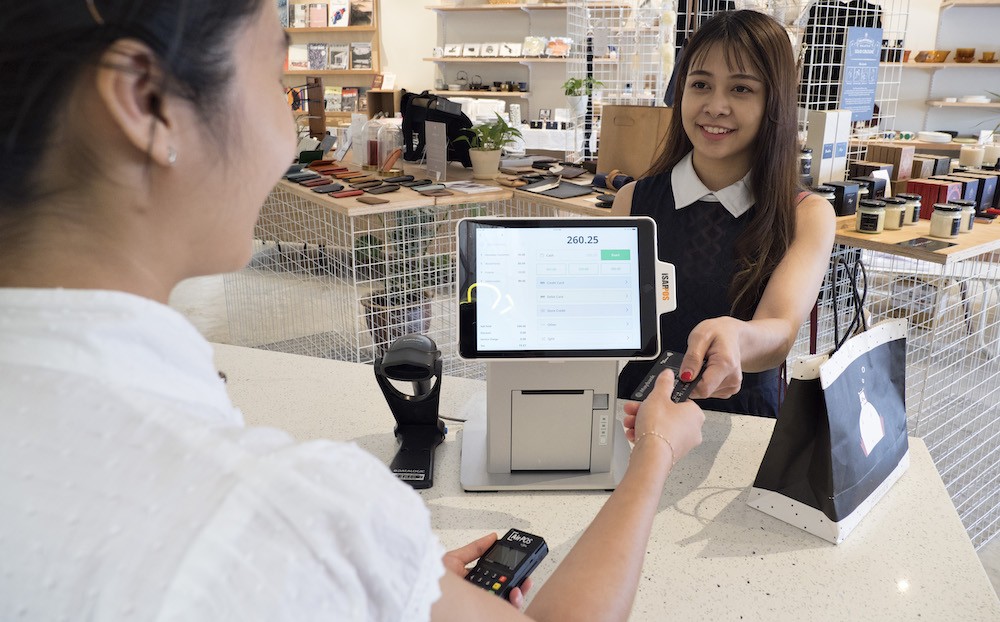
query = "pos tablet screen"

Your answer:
(457, 217), (660, 360)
